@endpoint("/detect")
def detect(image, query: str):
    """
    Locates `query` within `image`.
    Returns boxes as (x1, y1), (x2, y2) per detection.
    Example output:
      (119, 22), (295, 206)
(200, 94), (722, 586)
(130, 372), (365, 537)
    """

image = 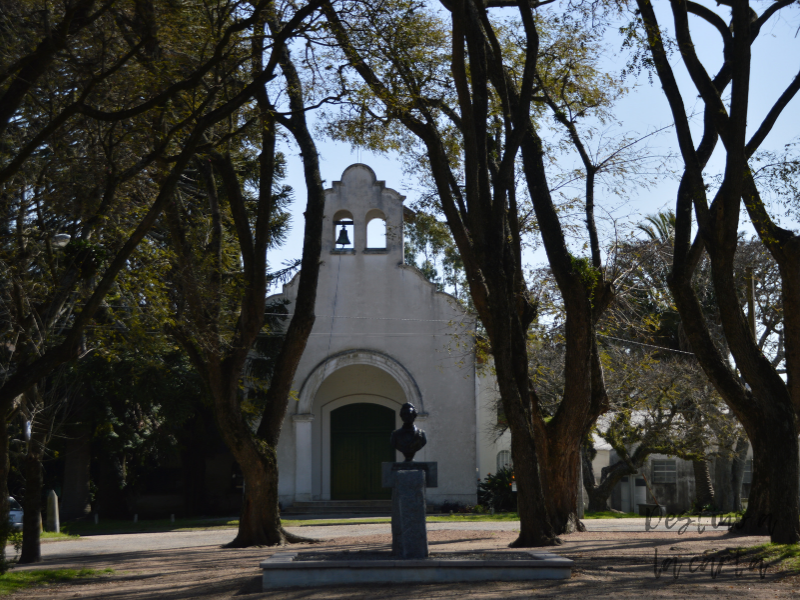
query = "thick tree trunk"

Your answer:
(507, 431), (558, 546)
(634, 0), (800, 545)
(692, 460), (715, 510)
(18, 438), (44, 563)
(225, 444), (286, 547)
(733, 422), (799, 542)
(492, 350), (558, 547)
(542, 438), (584, 534)
(0, 419), (9, 570)
(212, 386), (313, 548)
(323, 0), (610, 549)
